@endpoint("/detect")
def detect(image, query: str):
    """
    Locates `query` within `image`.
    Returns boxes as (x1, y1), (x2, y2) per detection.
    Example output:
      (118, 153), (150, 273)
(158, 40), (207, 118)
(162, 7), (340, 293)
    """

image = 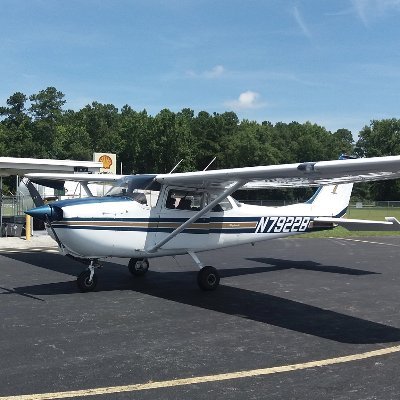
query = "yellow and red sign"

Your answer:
(93, 153), (116, 174)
